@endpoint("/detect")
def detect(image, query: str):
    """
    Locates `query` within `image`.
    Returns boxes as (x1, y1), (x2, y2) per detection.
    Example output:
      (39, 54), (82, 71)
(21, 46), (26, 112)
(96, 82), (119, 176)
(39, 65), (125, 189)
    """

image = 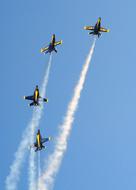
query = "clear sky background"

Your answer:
(1, 0), (136, 190)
